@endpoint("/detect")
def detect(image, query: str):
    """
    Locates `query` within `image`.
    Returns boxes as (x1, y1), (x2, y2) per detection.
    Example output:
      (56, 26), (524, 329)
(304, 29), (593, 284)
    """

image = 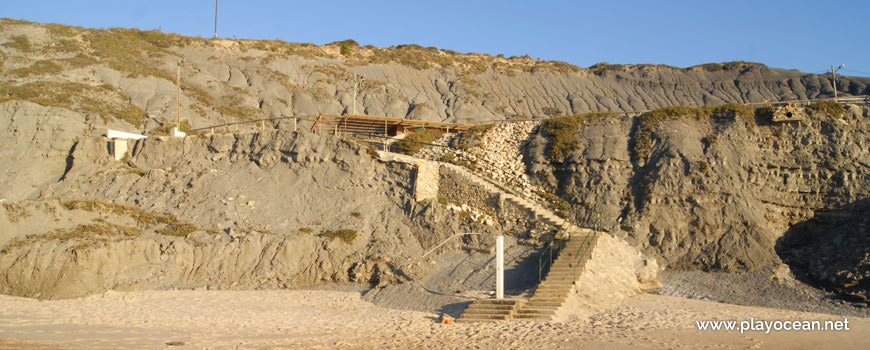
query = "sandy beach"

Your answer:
(0, 290), (866, 350)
